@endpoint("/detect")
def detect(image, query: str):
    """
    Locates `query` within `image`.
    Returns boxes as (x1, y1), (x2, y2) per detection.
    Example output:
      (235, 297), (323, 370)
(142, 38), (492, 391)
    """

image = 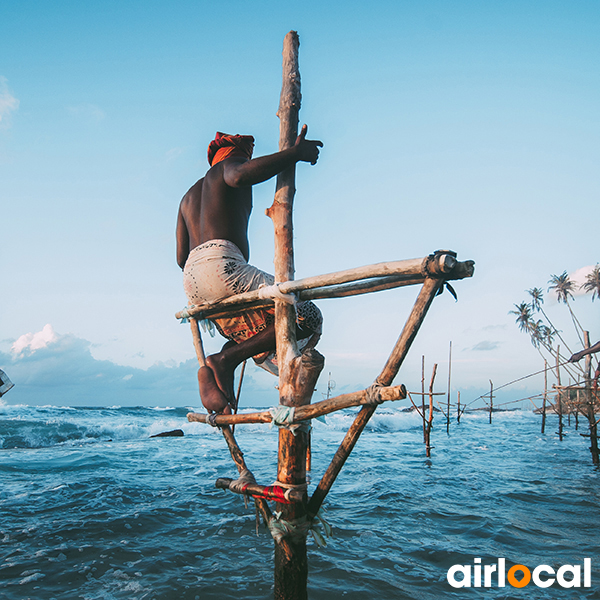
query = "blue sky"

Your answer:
(1, 1), (598, 408)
